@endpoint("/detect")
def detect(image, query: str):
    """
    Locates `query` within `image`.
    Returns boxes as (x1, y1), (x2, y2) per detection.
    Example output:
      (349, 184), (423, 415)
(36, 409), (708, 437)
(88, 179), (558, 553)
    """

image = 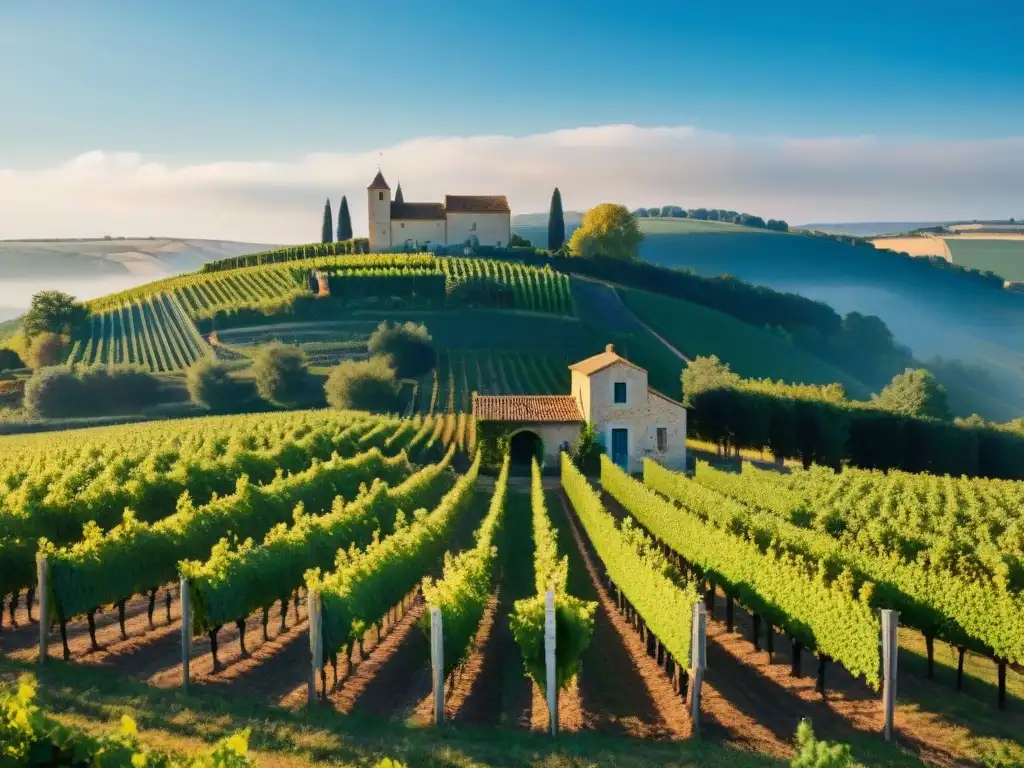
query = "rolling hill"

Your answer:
(0, 238), (279, 319)
(558, 218), (1024, 416)
(869, 234), (1024, 283)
